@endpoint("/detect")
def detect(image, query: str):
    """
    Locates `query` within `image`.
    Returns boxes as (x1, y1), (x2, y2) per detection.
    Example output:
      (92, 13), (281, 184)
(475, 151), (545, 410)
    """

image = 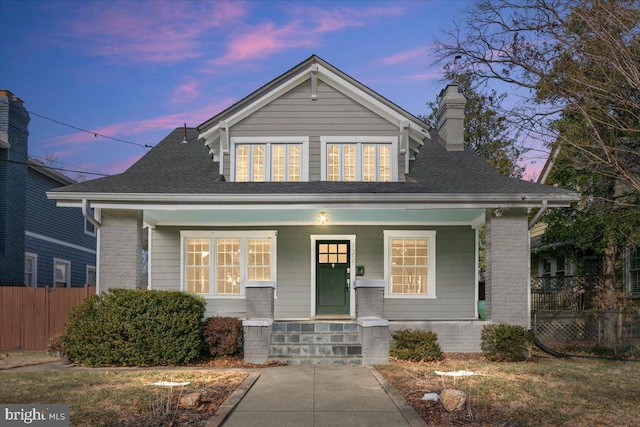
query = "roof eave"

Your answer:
(47, 190), (580, 209)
